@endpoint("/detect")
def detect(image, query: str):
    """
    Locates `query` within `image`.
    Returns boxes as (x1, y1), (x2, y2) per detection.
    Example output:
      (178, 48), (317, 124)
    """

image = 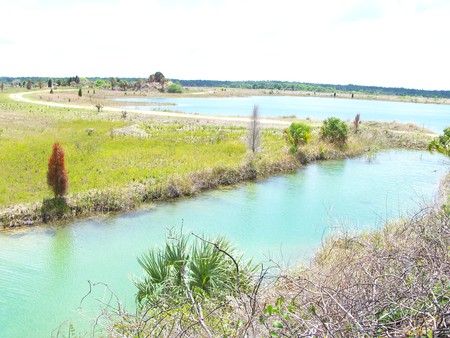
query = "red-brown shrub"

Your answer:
(47, 142), (69, 198)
